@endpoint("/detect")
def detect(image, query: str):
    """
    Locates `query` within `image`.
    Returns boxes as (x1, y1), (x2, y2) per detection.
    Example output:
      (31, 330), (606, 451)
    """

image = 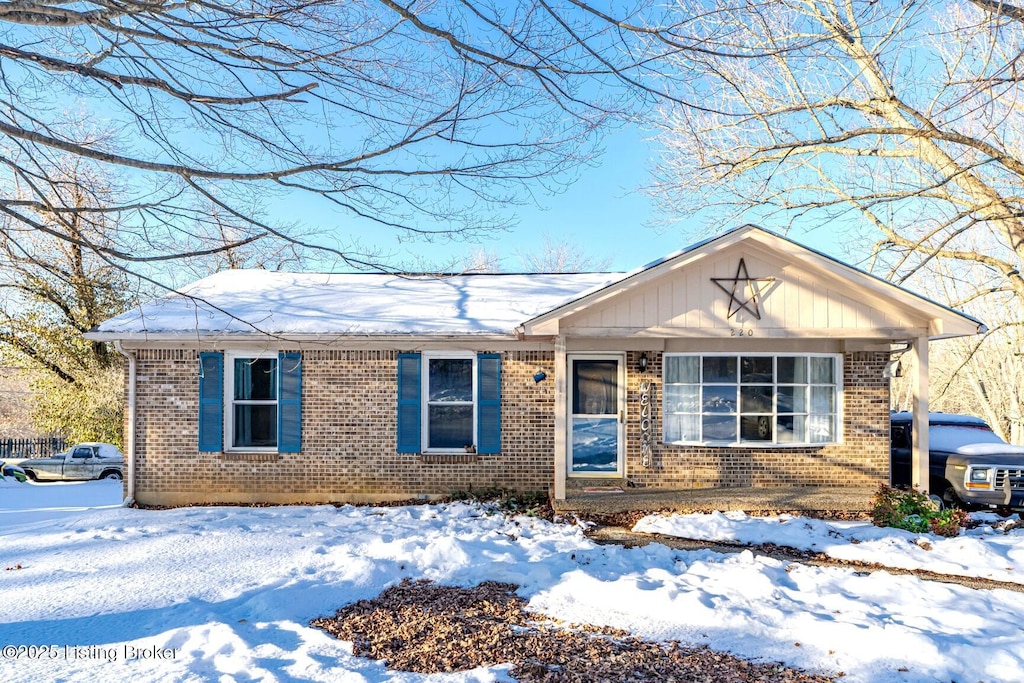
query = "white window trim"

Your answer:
(224, 351), (279, 453)
(661, 352), (844, 447)
(421, 351), (478, 453)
